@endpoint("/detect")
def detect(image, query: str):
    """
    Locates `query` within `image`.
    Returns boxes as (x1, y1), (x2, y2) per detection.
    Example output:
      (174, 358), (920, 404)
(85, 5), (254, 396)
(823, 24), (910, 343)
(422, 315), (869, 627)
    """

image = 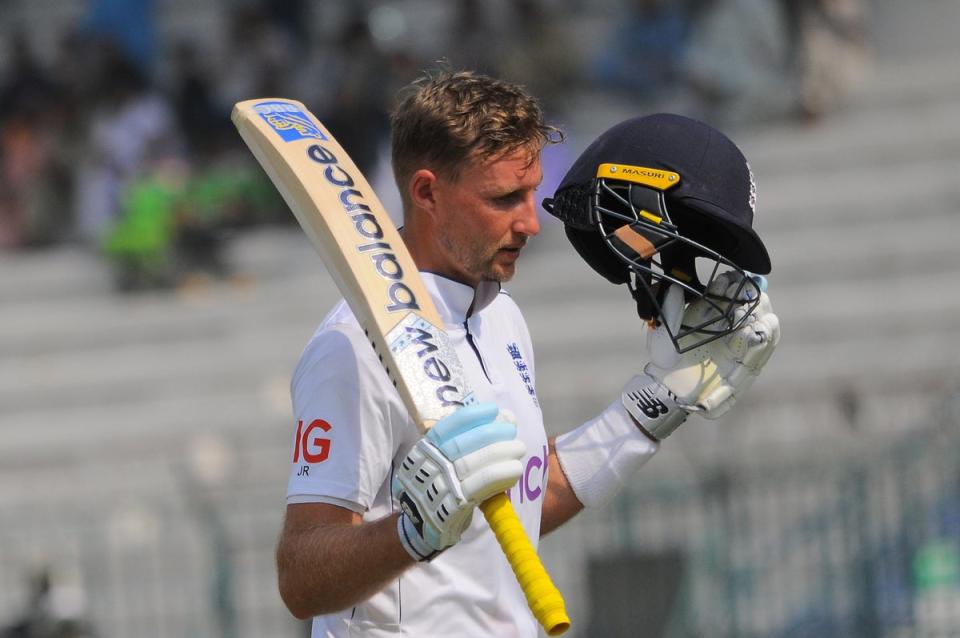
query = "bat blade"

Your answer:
(232, 99), (469, 429)
(232, 98), (569, 635)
